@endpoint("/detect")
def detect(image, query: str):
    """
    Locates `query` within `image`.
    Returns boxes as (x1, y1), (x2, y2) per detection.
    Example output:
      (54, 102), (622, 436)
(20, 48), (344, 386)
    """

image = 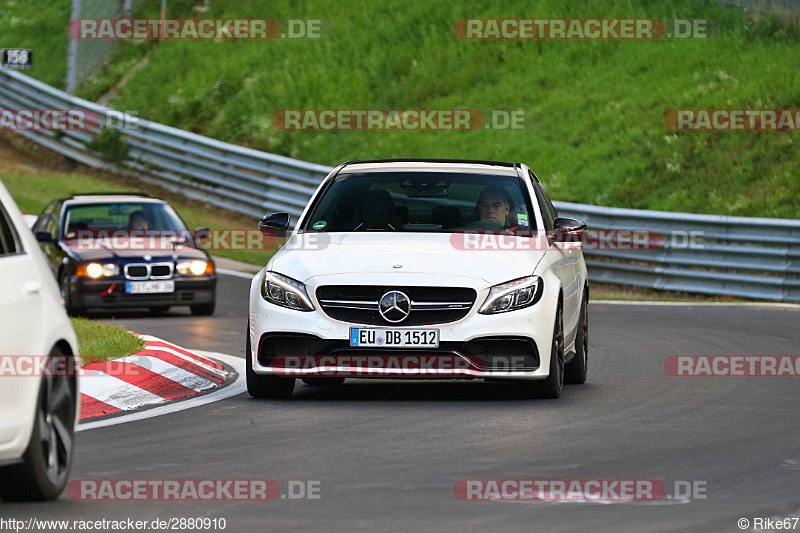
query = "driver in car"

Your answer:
(477, 186), (512, 227)
(457, 185), (517, 232)
(129, 210), (149, 231)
